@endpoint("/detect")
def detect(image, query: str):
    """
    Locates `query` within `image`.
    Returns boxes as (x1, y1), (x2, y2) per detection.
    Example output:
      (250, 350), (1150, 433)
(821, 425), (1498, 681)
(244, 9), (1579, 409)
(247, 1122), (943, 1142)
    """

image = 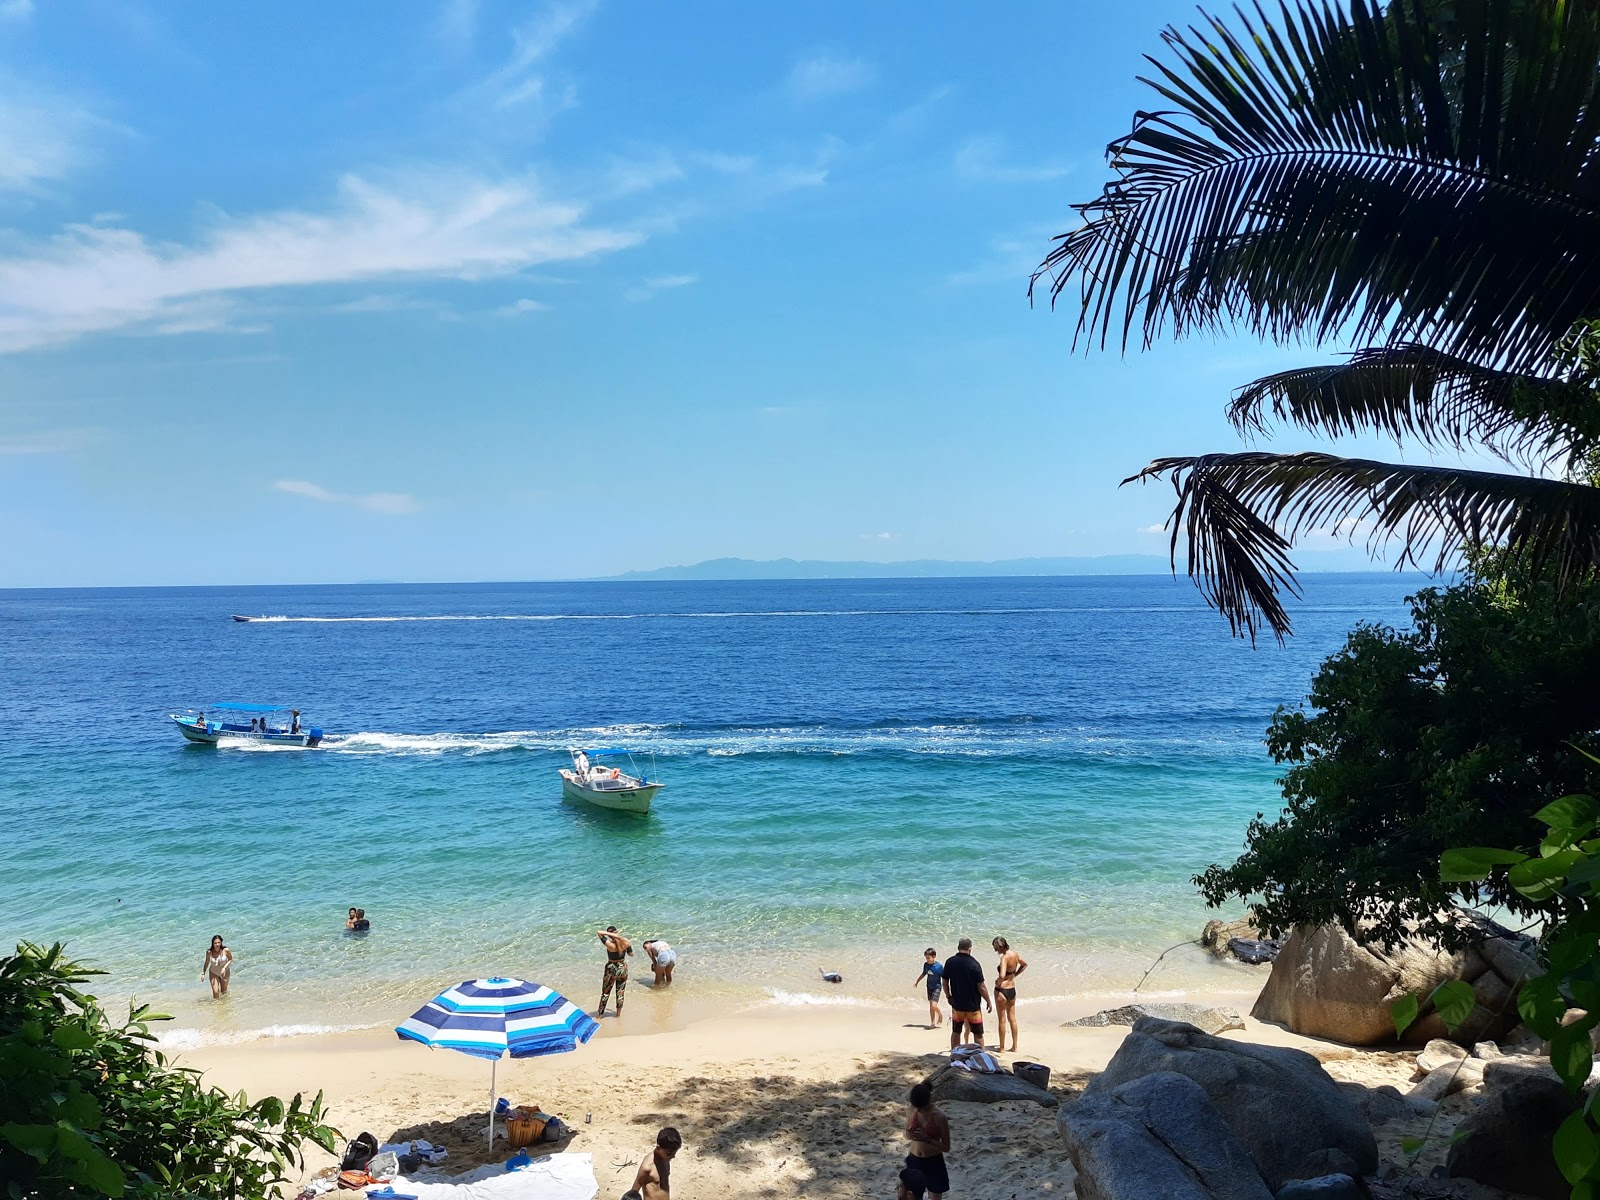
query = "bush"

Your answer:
(1196, 563), (1600, 948)
(0, 942), (339, 1199)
